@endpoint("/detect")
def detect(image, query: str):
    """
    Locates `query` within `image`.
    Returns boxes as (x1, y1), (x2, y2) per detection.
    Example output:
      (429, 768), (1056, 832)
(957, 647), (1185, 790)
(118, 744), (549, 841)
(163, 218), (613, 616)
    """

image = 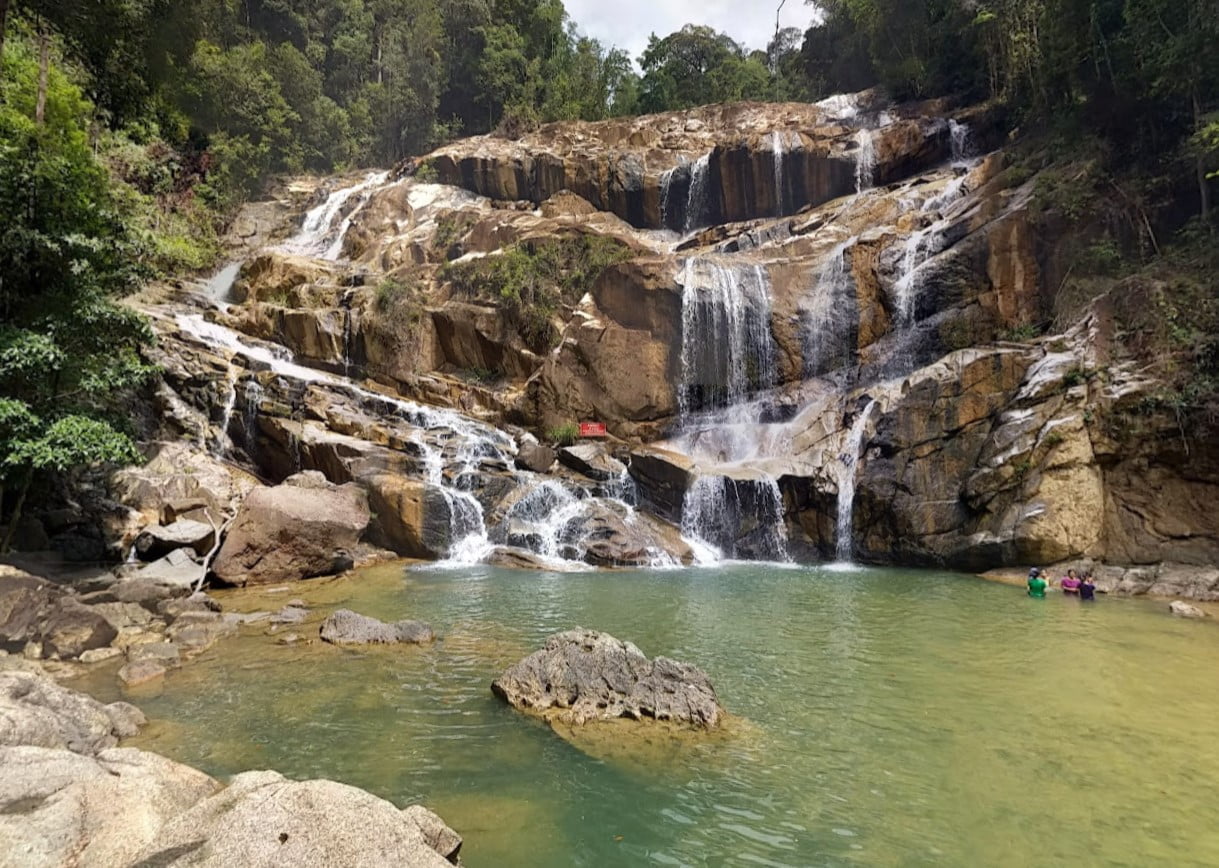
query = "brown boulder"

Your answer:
(212, 472), (370, 586)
